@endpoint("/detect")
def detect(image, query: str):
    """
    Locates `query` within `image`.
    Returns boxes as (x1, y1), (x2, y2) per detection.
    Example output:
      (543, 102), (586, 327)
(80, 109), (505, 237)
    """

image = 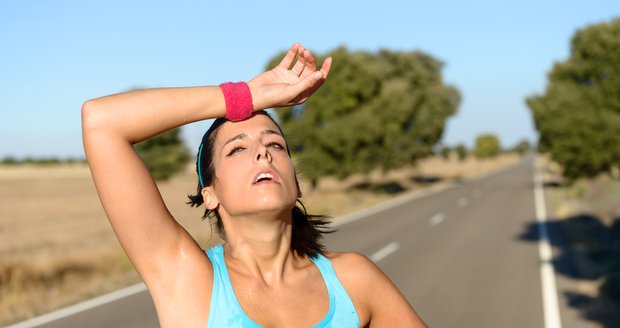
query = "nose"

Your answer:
(255, 144), (272, 162)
